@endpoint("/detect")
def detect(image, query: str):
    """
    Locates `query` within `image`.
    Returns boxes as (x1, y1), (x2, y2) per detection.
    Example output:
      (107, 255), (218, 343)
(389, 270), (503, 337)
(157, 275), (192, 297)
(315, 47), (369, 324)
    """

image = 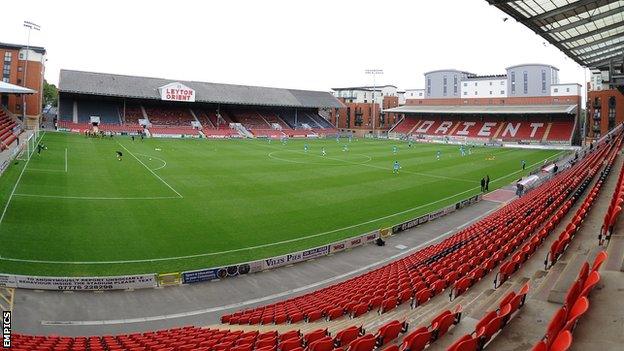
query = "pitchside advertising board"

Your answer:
(158, 82), (196, 102)
(0, 274), (157, 290)
(182, 231), (379, 284)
